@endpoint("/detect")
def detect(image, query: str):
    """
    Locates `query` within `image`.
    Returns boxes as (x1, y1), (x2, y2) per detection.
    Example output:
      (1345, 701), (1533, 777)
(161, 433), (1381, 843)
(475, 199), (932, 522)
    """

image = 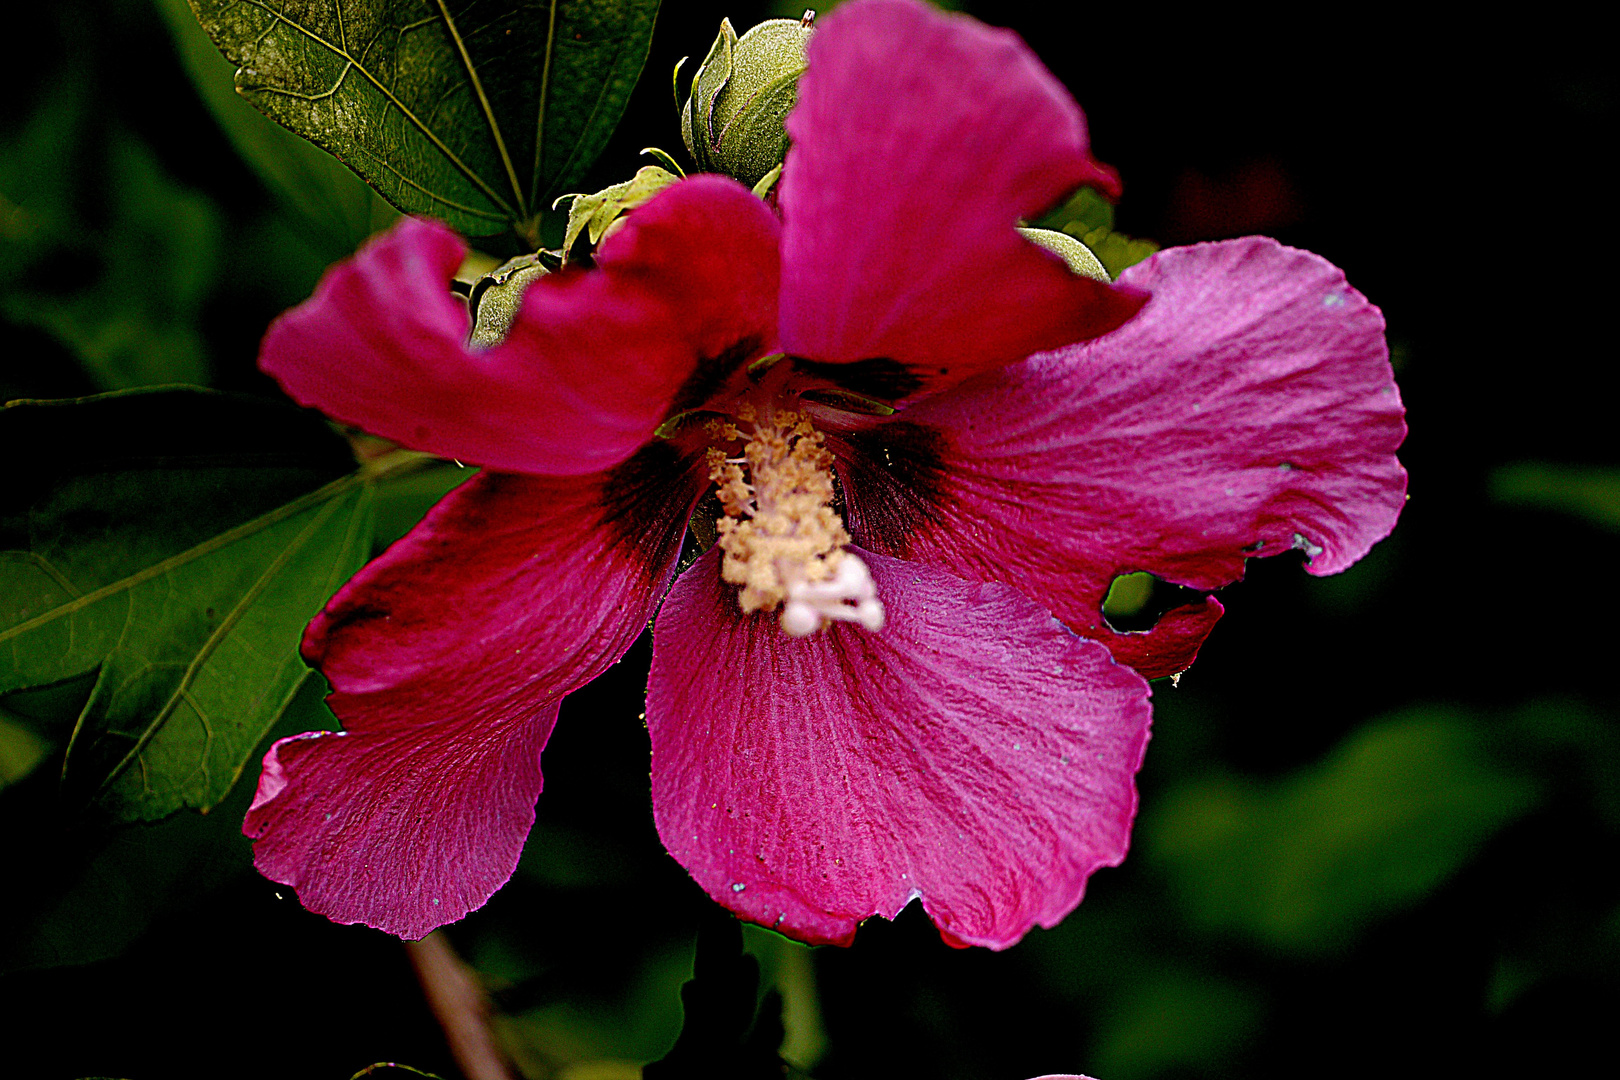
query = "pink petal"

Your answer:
(260, 177), (781, 475)
(777, 0), (1144, 399)
(245, 454), (704, 938)
(844, 237), (1406, 678)
(647, 548), (1152, 950)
